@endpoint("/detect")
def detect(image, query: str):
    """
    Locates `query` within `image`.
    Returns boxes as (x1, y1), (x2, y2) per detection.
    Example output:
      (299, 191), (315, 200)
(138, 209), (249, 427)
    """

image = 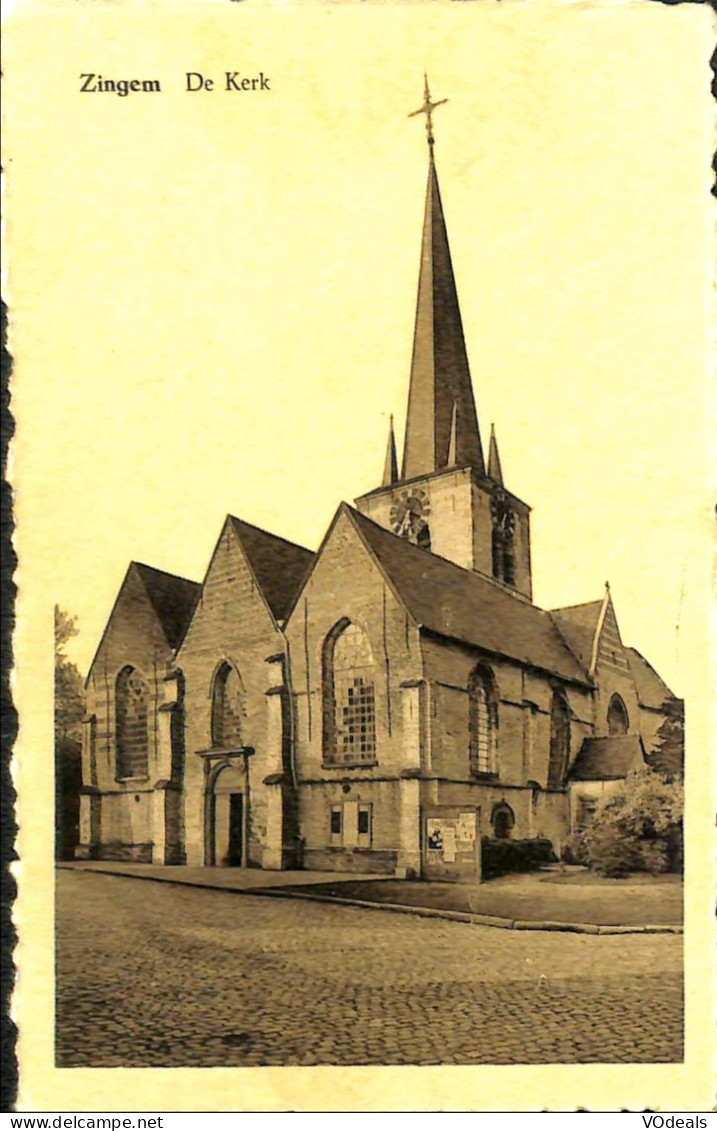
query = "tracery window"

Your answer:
(547, 690), (571, 788)
(607, 693), (629, 736)
(469, 665), (499, 776)
(323, 621), (377, 764)
(115, 666), (149, 780)
(211, 662), (244, 749)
